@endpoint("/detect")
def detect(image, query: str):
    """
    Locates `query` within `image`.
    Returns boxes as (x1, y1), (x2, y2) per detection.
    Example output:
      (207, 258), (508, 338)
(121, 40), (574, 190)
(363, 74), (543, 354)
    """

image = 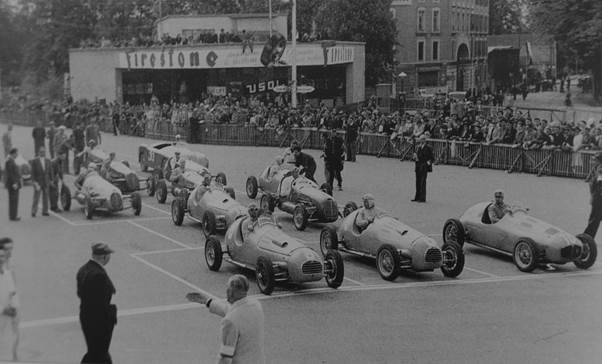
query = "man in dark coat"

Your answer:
(345, 118), (359, 162)
(49, 151), (64, 212)
(77, 243), (117, 364)
(585, 165), (602, 238)
(323, 130), (345, 191)
(32, 120), (46, 155)
(30, 147), (52, 217)
(47, 122), (57, 159)
(292, 145), (317, 182)
(412, 134), (434, 203)
(73, 123), (86, 174)
(4, 148), (21, 221)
